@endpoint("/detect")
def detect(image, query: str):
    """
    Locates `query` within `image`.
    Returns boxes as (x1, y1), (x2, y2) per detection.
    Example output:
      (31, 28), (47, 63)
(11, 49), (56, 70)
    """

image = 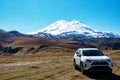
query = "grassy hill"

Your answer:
(0, 50), (120, 80)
